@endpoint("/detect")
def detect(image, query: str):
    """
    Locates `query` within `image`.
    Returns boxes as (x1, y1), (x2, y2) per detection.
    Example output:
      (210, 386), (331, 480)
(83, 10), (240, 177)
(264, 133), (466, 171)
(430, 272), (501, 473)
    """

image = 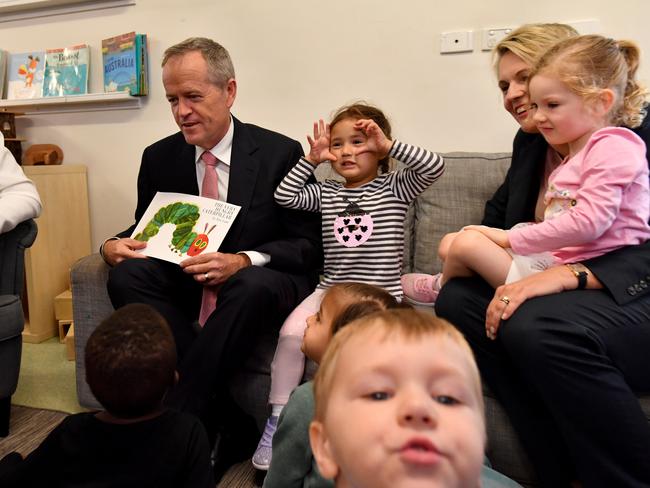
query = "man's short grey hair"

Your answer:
(162, 37), (235, 87)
